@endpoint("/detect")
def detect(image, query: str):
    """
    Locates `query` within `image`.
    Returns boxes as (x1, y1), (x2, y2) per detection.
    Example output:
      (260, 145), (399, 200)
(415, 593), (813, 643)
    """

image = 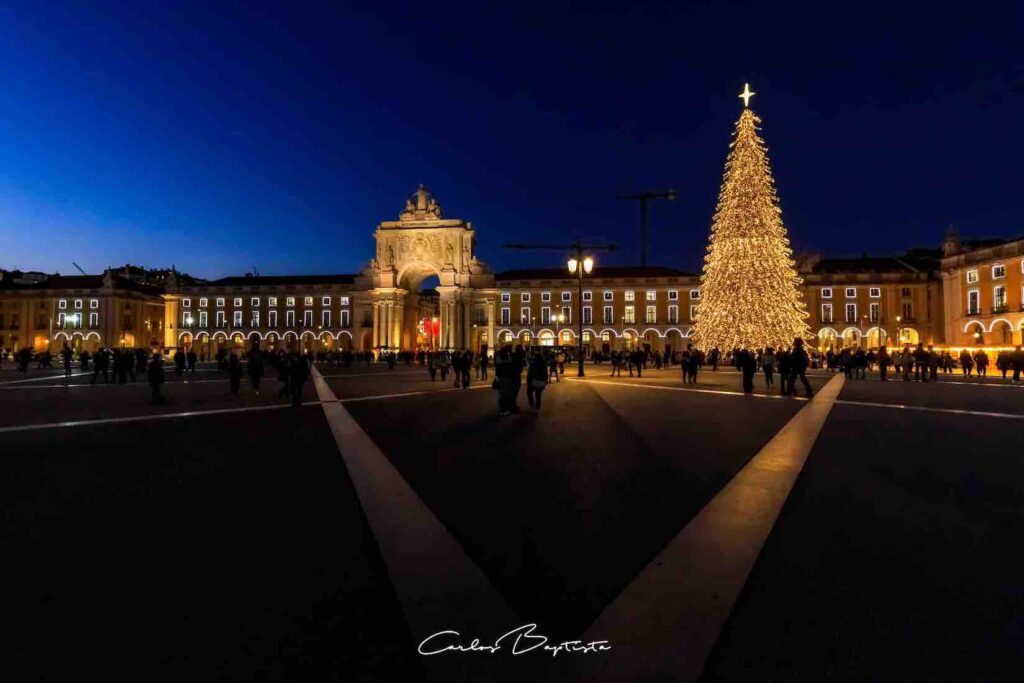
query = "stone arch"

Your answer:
(396, 260), (445, 292)
(990, 318), (1013, 345)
